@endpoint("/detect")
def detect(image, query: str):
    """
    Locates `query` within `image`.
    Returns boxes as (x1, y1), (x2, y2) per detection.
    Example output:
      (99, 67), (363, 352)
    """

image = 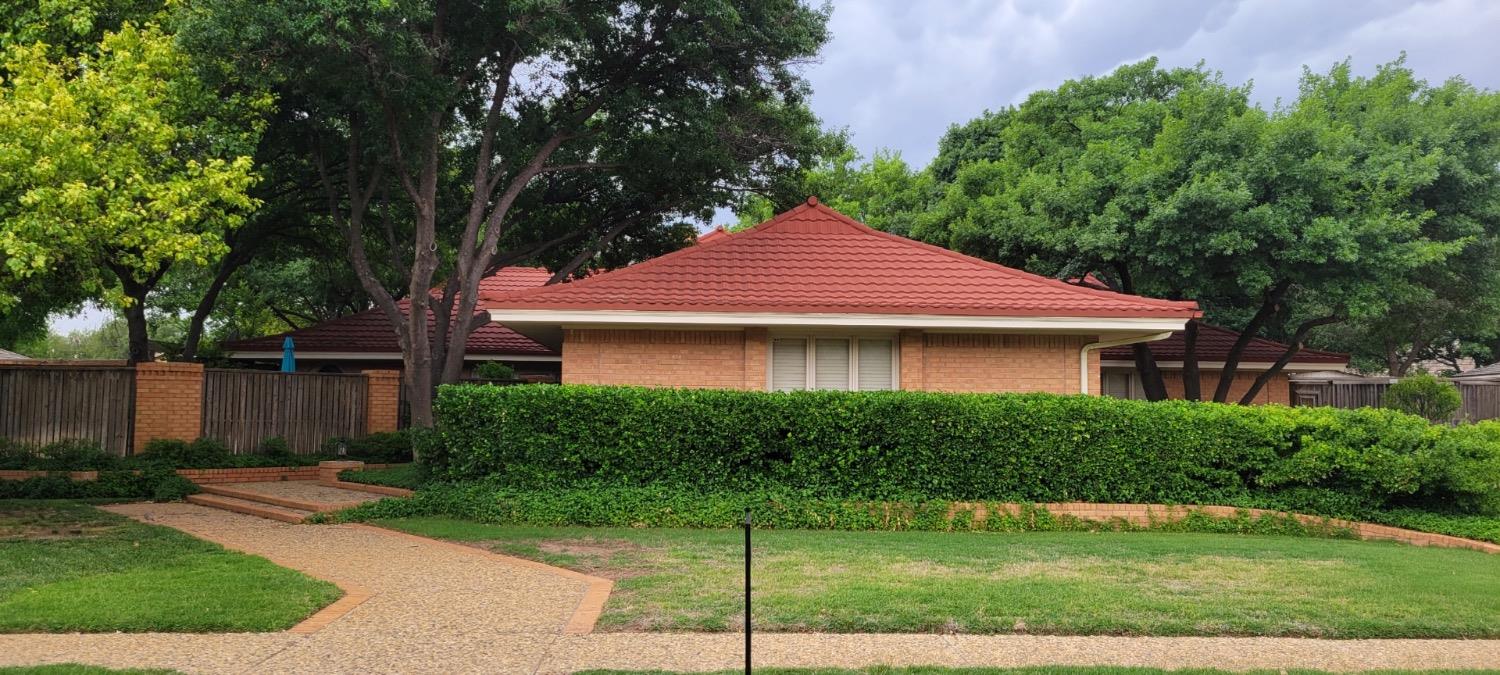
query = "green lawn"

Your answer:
(0, 500), (341, 632)
(579, 669), (1499, 675)
(379, 517), (1500, 638)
